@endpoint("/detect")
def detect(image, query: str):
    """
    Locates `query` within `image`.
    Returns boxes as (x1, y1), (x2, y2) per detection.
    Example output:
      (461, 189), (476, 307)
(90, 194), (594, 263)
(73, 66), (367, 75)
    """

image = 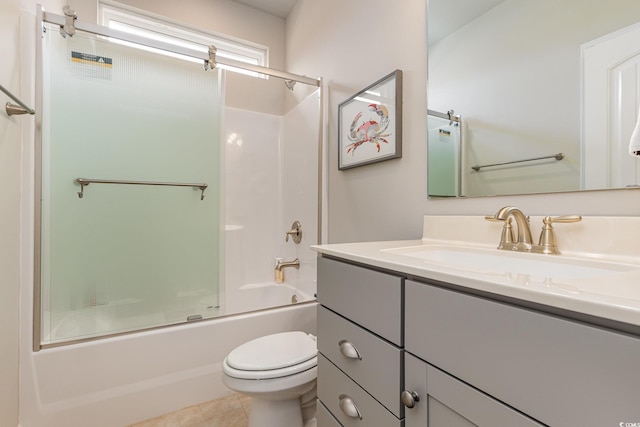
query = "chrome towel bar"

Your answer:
(75, 178), (208, 200)
(471, 153), (564, 171)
